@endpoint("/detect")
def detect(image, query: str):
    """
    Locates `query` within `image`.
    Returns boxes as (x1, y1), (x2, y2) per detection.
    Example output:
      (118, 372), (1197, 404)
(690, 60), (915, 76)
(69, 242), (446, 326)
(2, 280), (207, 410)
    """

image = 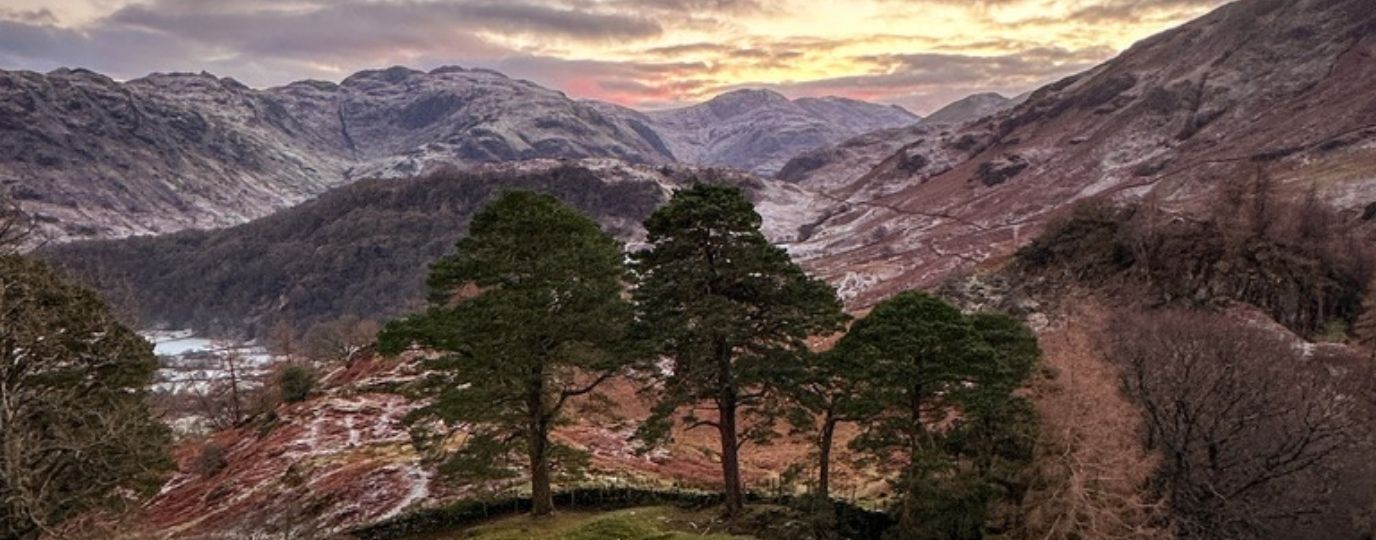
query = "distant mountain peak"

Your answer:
(341, 65), (425, 85)
(711, 87), (790, 102)
(923, 92), (1016, 124)
(606, 86), (918, 175)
